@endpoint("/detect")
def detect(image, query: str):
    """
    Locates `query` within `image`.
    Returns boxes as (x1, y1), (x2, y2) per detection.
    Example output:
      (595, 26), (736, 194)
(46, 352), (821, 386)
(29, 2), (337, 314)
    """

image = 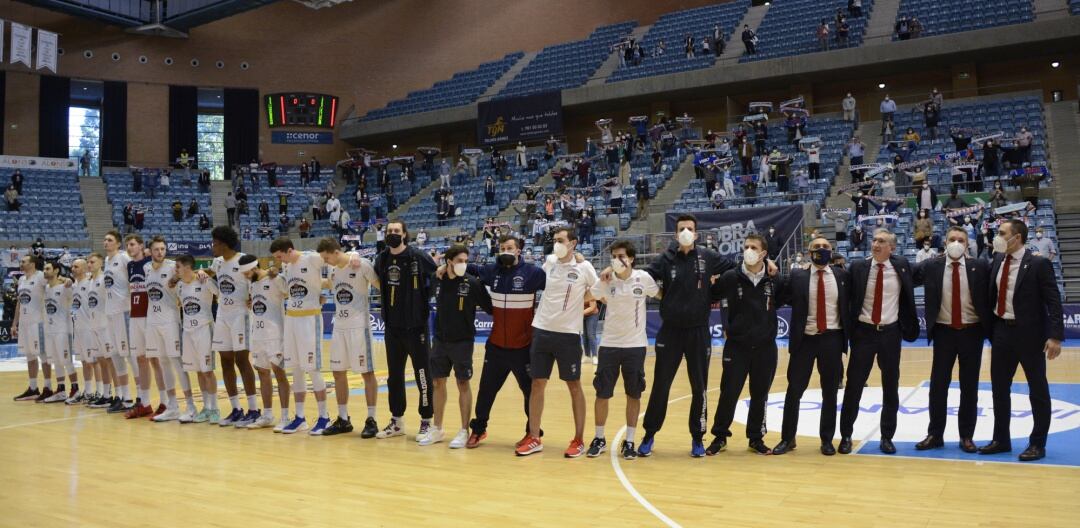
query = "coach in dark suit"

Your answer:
(839, 228), (919, 455)
(912, 226), (992, 453)
(979, 219), (1063, 462)
(773, 236), (851, 456)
